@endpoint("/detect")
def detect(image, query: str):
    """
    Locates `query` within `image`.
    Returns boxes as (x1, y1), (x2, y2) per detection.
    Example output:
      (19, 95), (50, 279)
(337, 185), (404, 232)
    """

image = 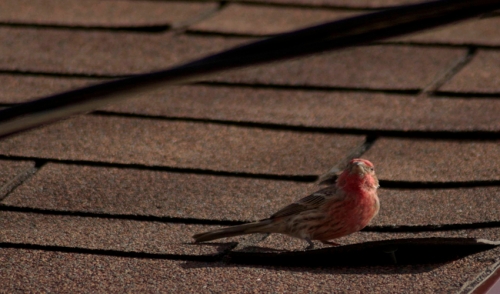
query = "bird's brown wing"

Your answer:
(270, 186), (339, 219)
